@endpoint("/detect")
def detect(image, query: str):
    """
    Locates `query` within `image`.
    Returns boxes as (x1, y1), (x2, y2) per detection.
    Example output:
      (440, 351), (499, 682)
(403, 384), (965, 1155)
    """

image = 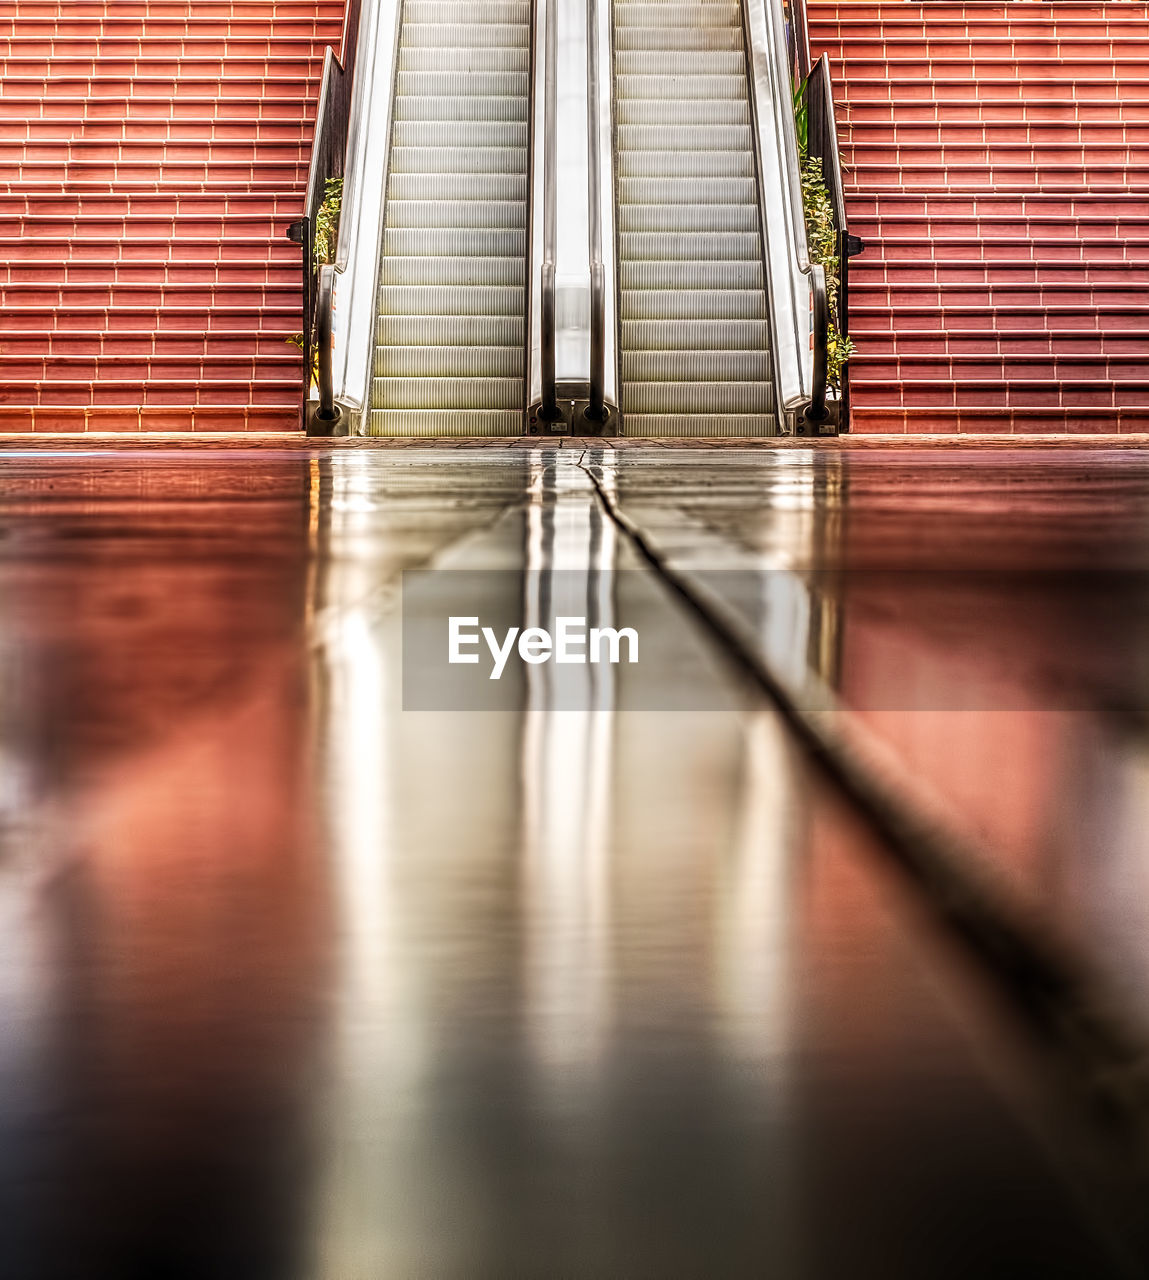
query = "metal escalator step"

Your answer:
(620, 288), (765, 320)
(618, 122), (752, 151)
(404, 0), (529, 22)
(621, 260), (763, 290)
(379, 256), (524, 287)
(377, 315), (524, 348)
(373, 376), (523, 410)
(618, 151), (755, 179)
(396, 72), (529, 98)
(614, 25), (743, 51)
(617, 98), (749, 126)
(620, 176), (756, 204)
(380, 285), (524, 317)
(392, 121), (529, 149)
(374, 345), (523, 378)
(621, 350), (770, 382)
(623, 381), (773, 415)
(401, 23), (528, 48)
(620, 413), (777, 438)
(621, 230), (760, 260)
(388, 174), (527, 202)
(616, 52), (746, 76)
(616, 73), (745, 99)
(383, 228), (526, 257)
(366, 408), (523, 437)
(615, 0), (774, 435)
(372, 0), (529, 431)
(390, 145), (527, 175)
(398, 47), (530, 74)
(620, 203), (757, 232)
(385, 199), (527, 231)
(622, 318), (769, 351)
(614, 3), (742, 27)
